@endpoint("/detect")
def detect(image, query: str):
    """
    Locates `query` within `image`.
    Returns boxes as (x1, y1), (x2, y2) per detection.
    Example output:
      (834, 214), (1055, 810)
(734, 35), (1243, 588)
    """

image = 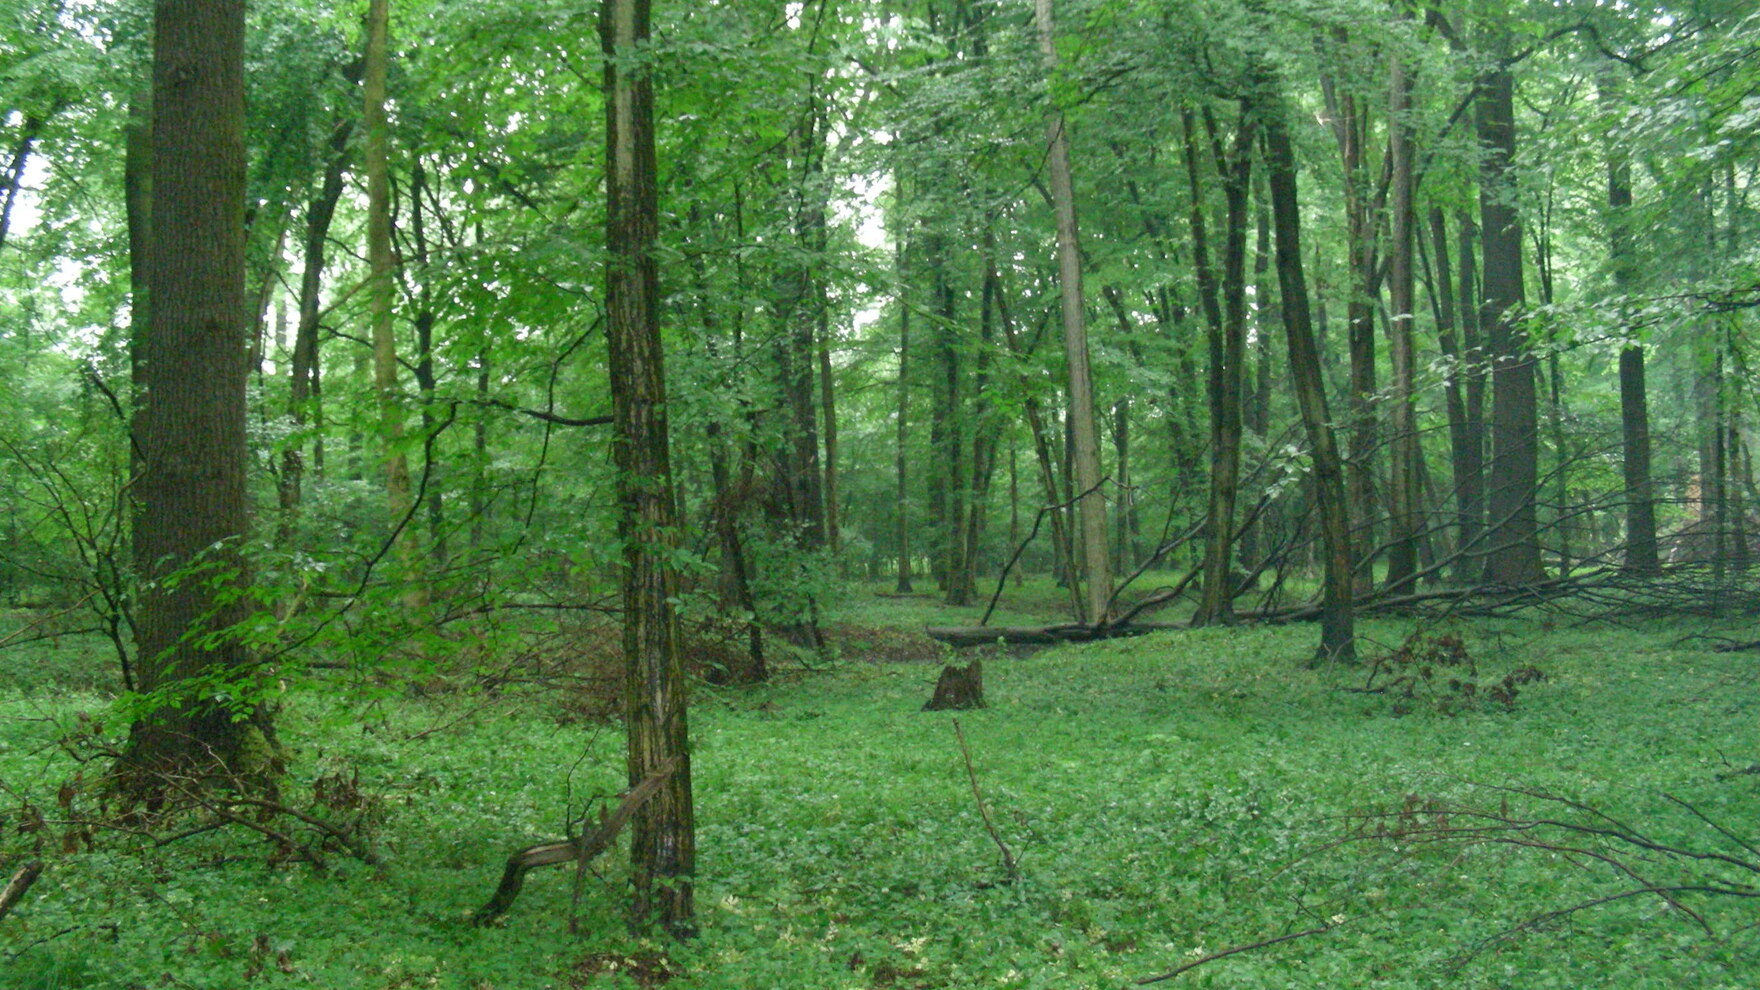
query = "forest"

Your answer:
(2, 0), (1759, 986)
